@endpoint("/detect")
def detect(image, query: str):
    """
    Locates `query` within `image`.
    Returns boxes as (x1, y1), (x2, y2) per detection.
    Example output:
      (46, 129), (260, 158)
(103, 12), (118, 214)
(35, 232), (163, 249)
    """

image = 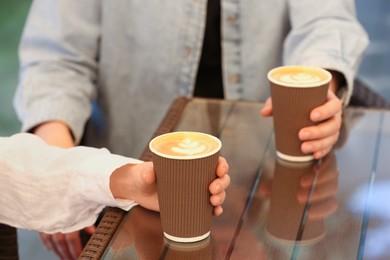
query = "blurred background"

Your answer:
(0, 0), (389, 259)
